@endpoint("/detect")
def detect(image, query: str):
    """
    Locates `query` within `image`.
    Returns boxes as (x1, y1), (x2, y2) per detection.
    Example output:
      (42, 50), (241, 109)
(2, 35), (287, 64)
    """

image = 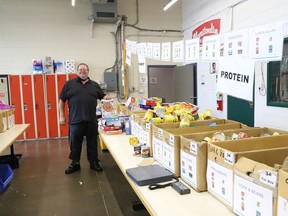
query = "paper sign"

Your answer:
(259, 170), (278, 188)
(181, 150), (197, 187)
(169, 135), (174, 146)
(224, 151), (235, 165)
(217, 58), (255, 101)
(190, 141), (198, 155)
(158, 129), (163, 138)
